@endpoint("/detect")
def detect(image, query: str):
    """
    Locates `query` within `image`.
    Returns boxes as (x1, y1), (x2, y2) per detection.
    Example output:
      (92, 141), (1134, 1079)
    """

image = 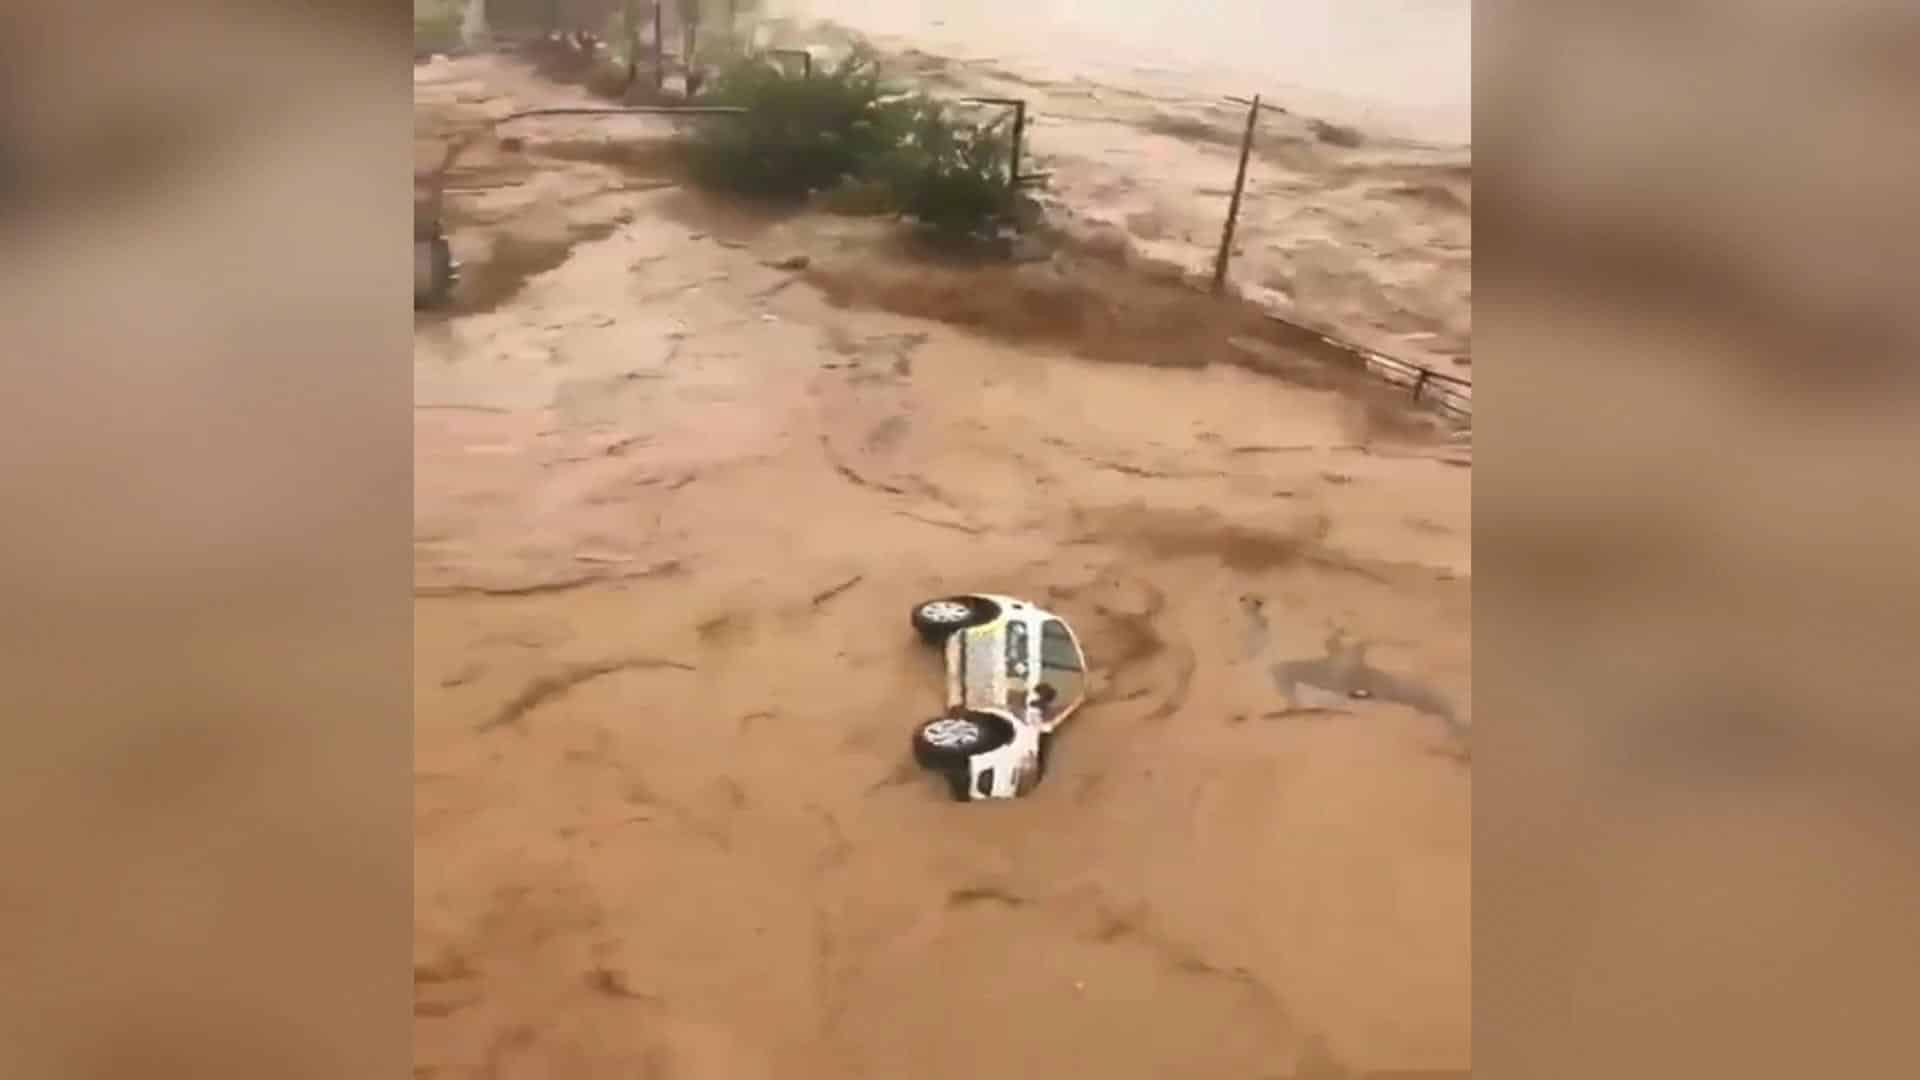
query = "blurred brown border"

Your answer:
(0, 4), (412, 1078)
(1477, 1), (1920, 1077)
